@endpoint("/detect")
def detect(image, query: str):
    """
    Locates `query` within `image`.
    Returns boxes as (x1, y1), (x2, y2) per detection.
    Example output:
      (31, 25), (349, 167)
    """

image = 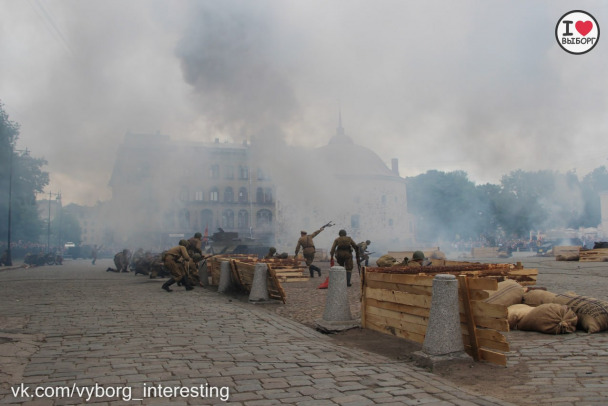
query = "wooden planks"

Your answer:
(579, 248), (608, 262)
(553, 246), (581, 257)
(361, 266), (514, 366)
(471, 247), (499, 258)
